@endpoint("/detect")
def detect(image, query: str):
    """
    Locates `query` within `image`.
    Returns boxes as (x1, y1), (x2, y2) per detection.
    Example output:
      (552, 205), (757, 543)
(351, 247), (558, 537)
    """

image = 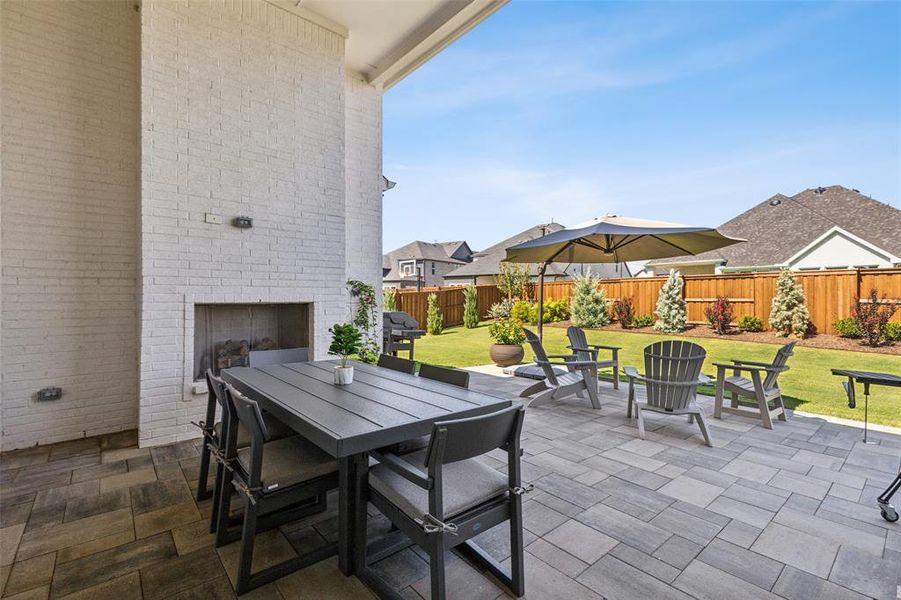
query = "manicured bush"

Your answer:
(541, 298), (570, 323)
(883, 321), (901, 342)
(654, 270), (687, 333)
(511, 300), (533, 323)
(852, 289), (899, 347)
(612, 297), (634, 328)
(487, 299), (513, 320)
(383, 287), (397, 312)
(833, 317), (861, 339)
(426, 293), (443, 335)
(769, 270), (810, 338)
(571, 270), (610, 328)
(737, 315), (764, 332)
(463, 286), (479, 329)
(488, 318), (526, 345)
(632, 314), (654, 328)
(704, 296), (734, 335)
